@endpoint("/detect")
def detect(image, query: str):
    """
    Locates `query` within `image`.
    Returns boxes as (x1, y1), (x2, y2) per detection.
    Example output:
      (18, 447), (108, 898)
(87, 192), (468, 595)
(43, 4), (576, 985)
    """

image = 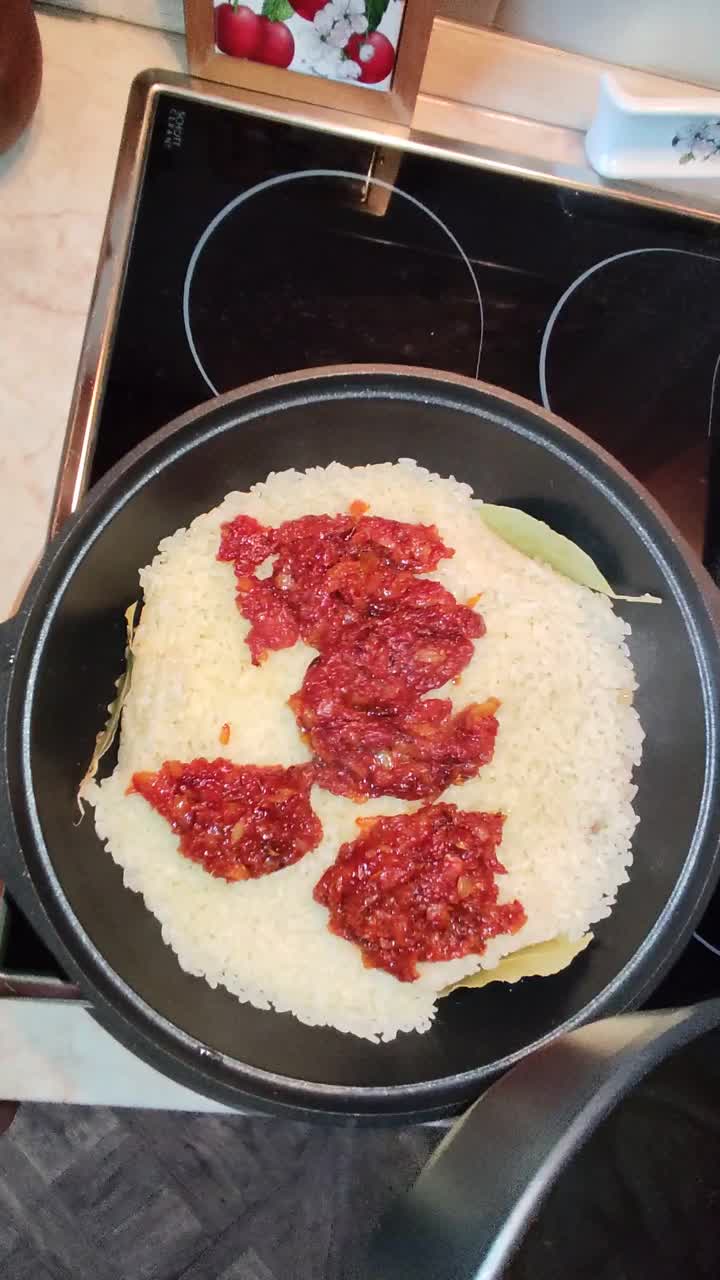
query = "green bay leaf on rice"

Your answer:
(78, 600), (139, 811)
(443, 933), (592, 996)
(475, 503), (660, 603)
